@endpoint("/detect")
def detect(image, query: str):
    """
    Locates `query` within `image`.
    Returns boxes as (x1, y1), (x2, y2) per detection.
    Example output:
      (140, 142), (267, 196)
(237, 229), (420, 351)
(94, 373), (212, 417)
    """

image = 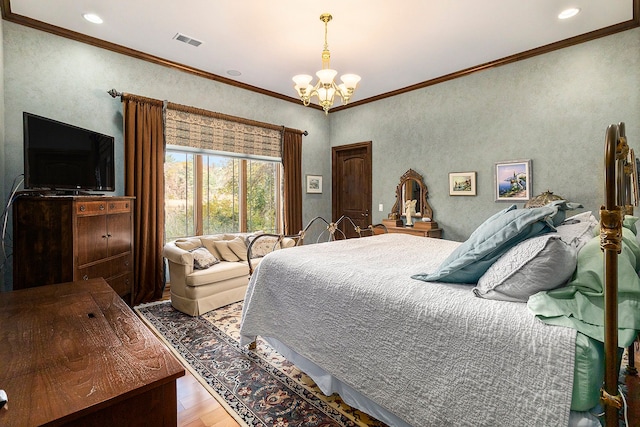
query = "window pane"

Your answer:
(202, 155), (240, 234)
(165, 149), (281, 240)
(247, 160), (279, 233)
(164, 151), (195, 241)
